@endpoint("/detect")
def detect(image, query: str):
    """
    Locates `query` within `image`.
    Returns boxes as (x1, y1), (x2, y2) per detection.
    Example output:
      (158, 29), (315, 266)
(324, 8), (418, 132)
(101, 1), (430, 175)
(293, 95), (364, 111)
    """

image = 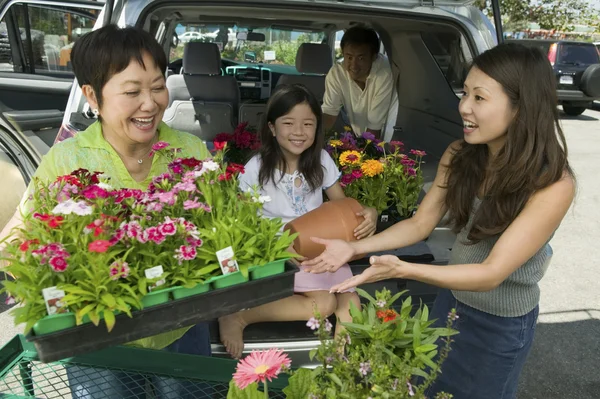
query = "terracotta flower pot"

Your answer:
(284, 198), (365, 260)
